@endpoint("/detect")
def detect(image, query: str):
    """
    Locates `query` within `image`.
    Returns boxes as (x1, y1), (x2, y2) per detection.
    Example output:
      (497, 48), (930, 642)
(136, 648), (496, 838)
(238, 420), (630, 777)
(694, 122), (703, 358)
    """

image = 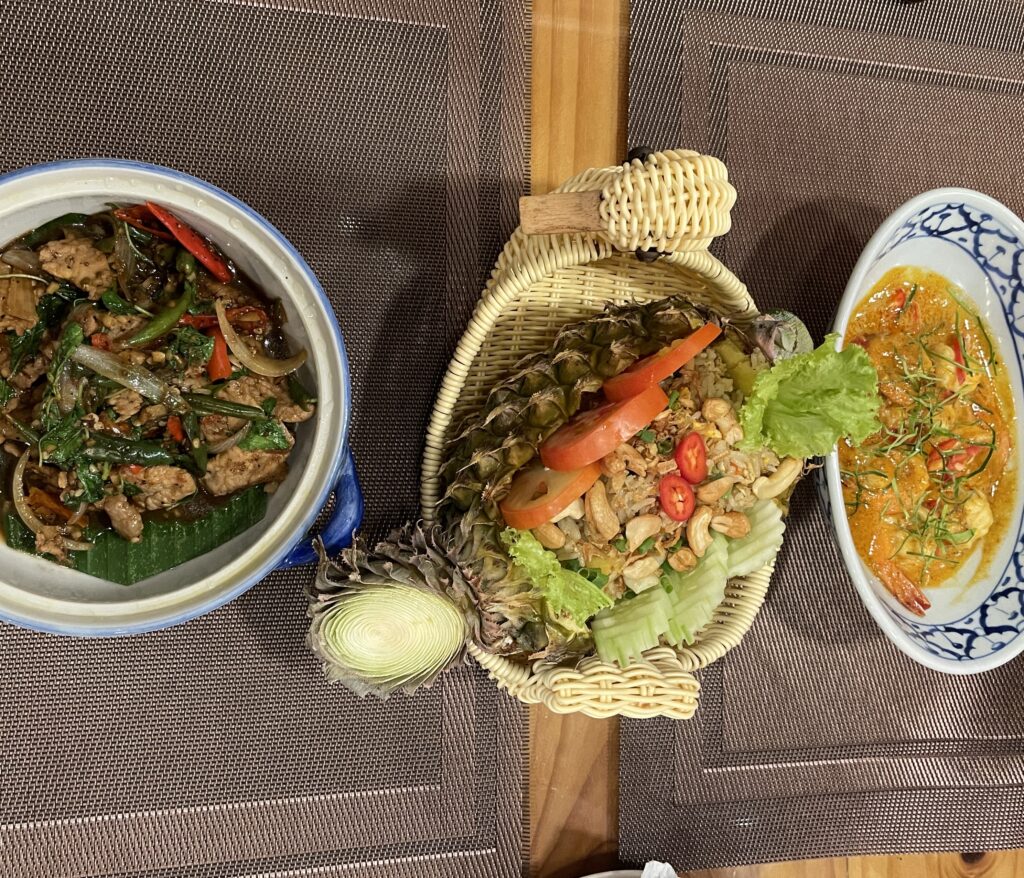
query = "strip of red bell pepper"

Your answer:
(146, 201), (233, 283)
(207, 328), (232, 381)
(166, 415), (186, 443)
